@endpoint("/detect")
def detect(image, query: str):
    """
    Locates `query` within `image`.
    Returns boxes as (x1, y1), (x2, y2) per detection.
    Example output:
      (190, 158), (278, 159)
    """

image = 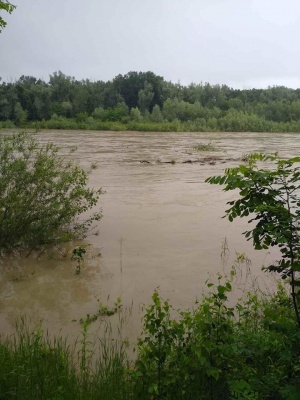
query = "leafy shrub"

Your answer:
(46, 114), (78, 129)
(133, 273), (300, 399)
(0, 132), (102, 250)
(0, 119), (16, 129)
(206, 153), (300, 327)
